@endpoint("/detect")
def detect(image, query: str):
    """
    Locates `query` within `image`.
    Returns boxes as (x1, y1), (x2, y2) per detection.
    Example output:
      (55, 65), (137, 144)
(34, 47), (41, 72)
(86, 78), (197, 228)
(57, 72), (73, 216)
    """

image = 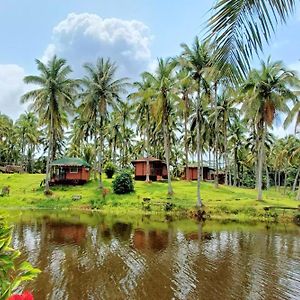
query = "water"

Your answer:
(4, 210), (300, 300)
